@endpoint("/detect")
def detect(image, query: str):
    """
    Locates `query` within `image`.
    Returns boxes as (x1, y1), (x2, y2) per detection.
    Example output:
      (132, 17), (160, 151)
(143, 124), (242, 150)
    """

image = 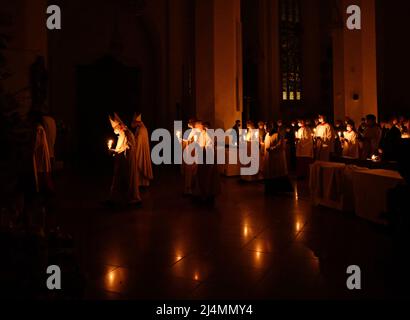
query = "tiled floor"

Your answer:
(51, 167), (402, 300)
